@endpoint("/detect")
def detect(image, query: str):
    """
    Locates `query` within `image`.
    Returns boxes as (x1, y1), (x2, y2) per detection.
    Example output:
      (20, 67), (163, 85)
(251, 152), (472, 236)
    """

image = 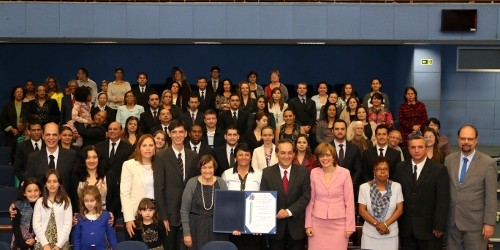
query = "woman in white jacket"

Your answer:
(33, 169), (72, 250)
(251, 126), (278, 170)
(120, 134), (155, 238)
